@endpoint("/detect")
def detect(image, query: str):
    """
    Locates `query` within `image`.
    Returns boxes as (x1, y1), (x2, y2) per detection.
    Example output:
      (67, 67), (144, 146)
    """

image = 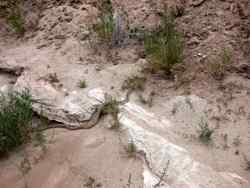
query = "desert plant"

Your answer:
(0, 89), (33, 156)
(198, 120), (214, 144)
(233, 136), (241, 147)
(221, 48), (232, 65)
(94, 13), (114, 43)
(102, 96), (120, 129)
(144, 10), (183, 75)
(77, 79), (87, 89)
(124, 140), (137, 158)
(208, 48), (232, 80)
(208, 61), (226, 81)
(122, 76), (146, 91)
(102, 97), (119, 116)
(1, 0), (25, 34)
(7, 11), (25, 34)
(94, 0), (114, 44)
